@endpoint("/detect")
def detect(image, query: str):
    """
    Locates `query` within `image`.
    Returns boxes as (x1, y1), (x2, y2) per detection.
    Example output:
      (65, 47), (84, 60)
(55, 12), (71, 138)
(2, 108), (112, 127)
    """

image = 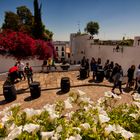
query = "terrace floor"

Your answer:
(0, 71), (134, 111)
